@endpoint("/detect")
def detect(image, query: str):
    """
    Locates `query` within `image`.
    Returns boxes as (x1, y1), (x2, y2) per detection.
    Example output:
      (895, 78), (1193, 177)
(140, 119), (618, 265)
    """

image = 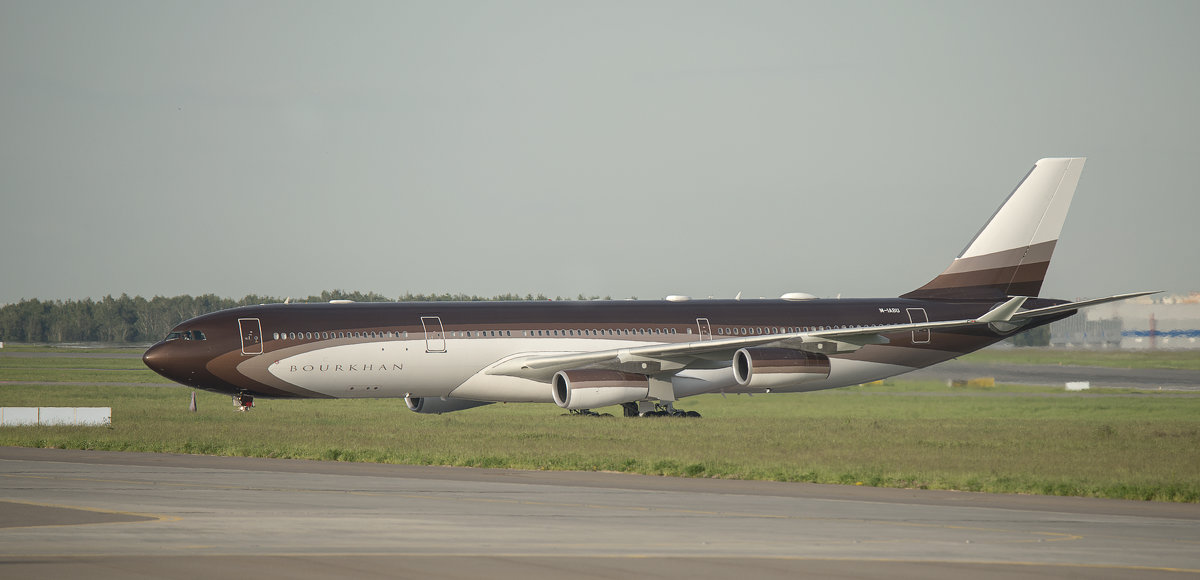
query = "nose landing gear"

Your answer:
(233, 393), (254, 412)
